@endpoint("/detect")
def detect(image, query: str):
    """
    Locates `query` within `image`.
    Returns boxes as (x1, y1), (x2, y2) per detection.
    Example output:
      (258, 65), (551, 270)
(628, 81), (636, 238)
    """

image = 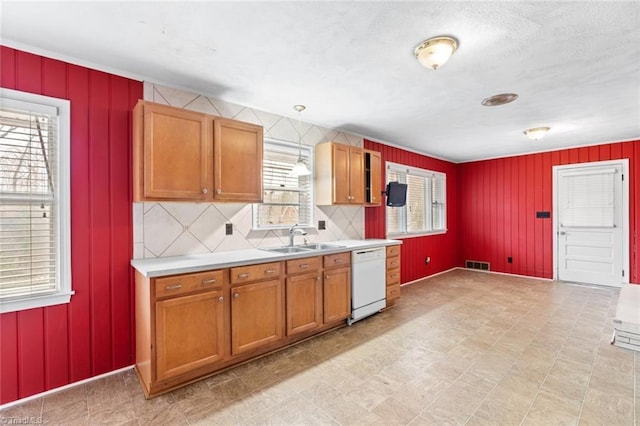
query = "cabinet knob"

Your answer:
(218, 296), (224, 302)
(202, 188), (208, 194)
(316, 276), (320, 281)
(233, 293), (239, 299)
(325, 275), (330, 279)
(216, 189), (222, 194)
